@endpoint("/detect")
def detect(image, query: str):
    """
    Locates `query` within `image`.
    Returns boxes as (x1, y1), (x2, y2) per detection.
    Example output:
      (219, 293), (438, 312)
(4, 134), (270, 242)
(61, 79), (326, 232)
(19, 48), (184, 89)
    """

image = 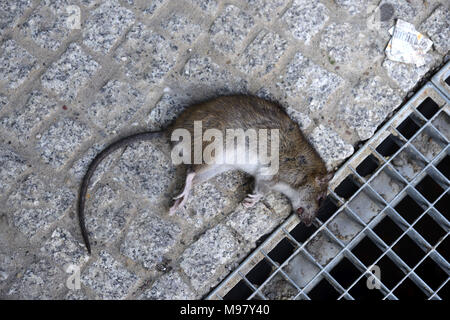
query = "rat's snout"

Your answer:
(296, 206), (314, 226)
